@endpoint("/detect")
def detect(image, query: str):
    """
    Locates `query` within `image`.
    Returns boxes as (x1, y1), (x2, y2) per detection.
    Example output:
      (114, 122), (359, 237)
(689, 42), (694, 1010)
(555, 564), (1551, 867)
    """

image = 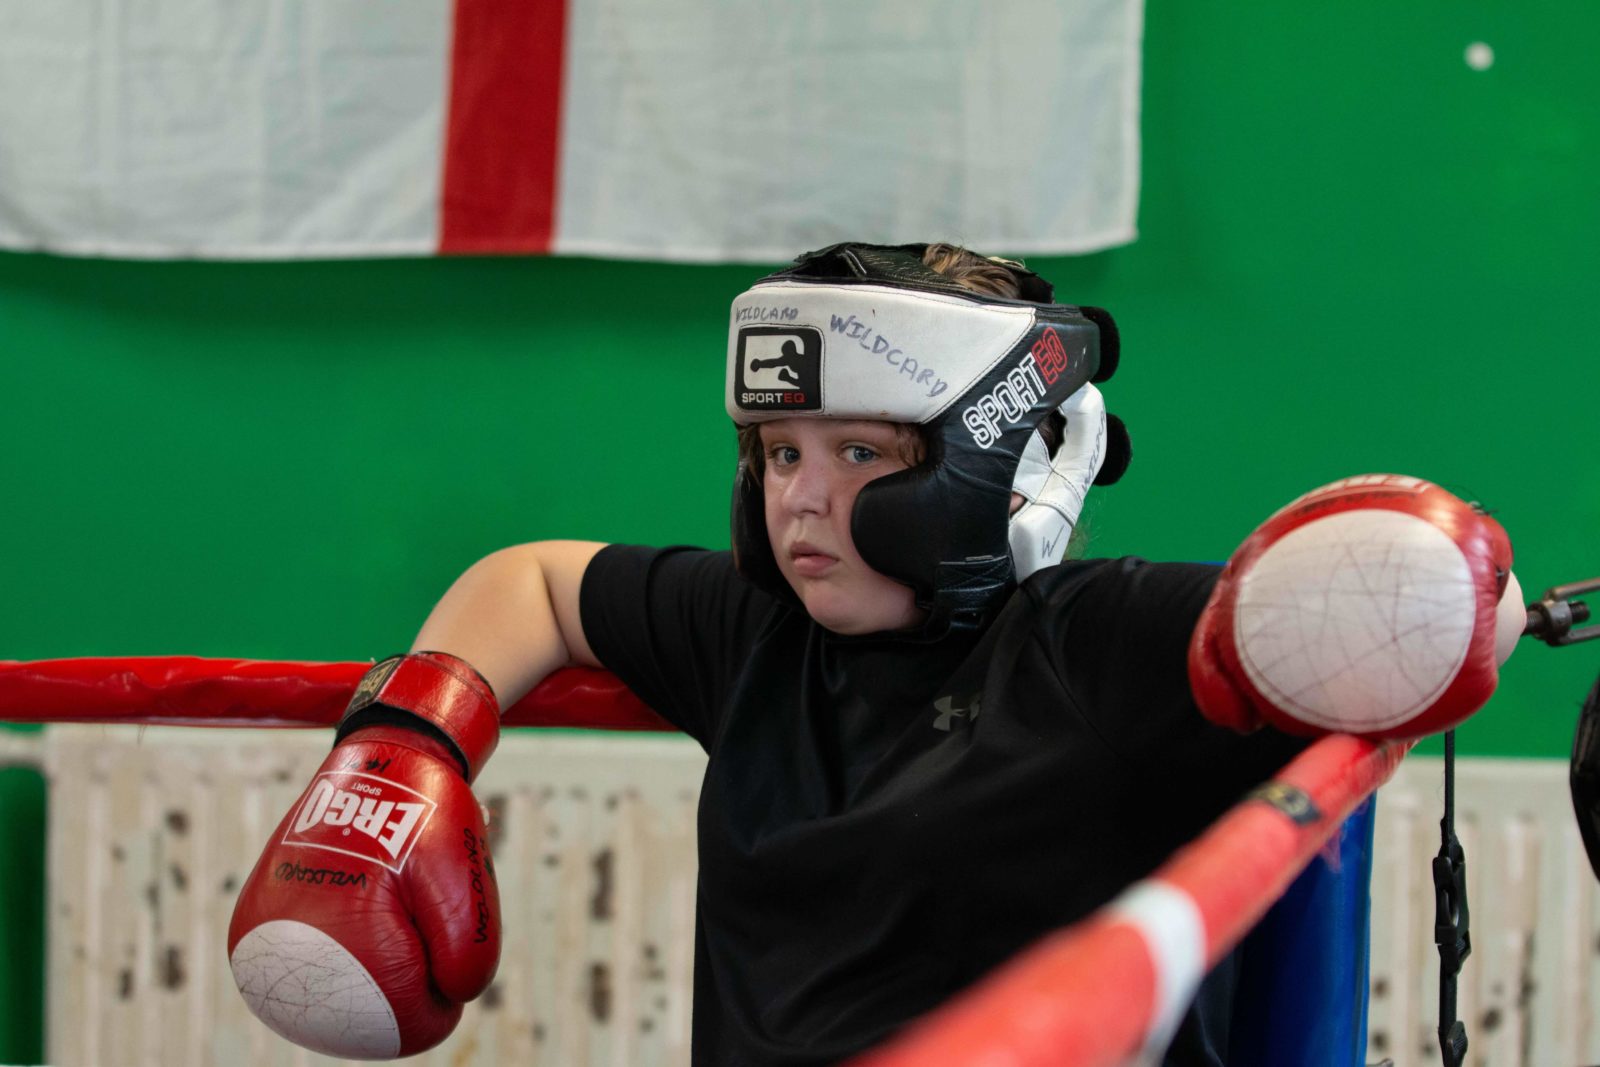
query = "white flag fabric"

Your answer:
(0, 0), (1142, 262)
